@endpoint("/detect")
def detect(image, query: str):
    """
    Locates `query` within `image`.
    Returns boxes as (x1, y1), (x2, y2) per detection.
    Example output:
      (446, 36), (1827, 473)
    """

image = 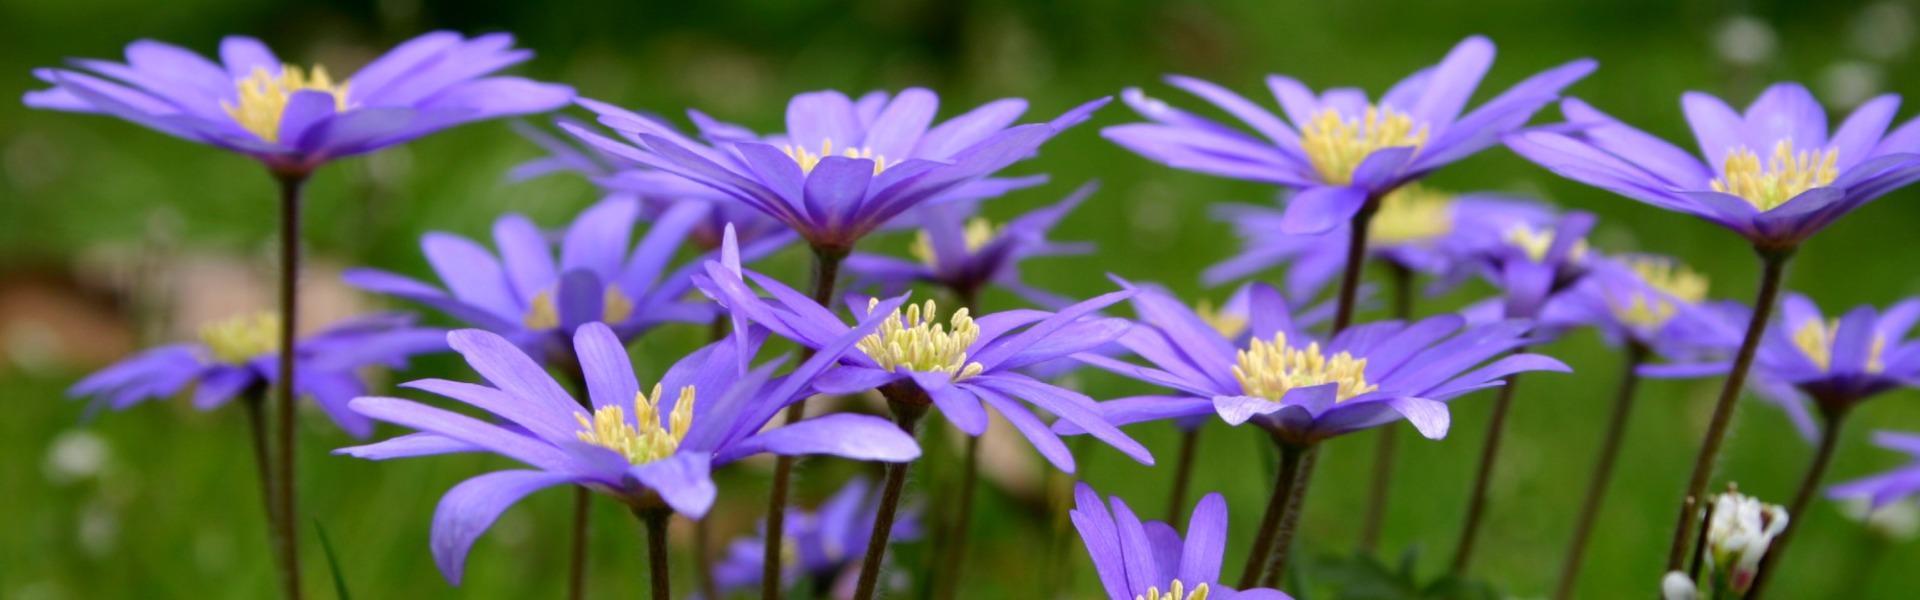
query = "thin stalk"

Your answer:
(559, 367), (594, 600)
(243, 388), (280, 558)
(1045, 435), (1095, 597)
(271, 172), (307, 600)
(1330, 202), (1380, 333)
(1260, 443), (1321, 589)
(1664, 250), (1793, 570)
(636, 507), (674, 600)
(1744, 407), (1850, 599)
(1166, 427), (1203, 525)
(852, 396), (929, 600)
(1451, 348), (1528, 575)
(765, 247), (848, 600)
(693, 317), (728, 600)
(1358, 263), (1415, 553)
(930, 435), (982, 600)
(1238, 441), (1308, 588)
(1688, 499), (1716, 582)
(1554, 343), (1649, 600)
